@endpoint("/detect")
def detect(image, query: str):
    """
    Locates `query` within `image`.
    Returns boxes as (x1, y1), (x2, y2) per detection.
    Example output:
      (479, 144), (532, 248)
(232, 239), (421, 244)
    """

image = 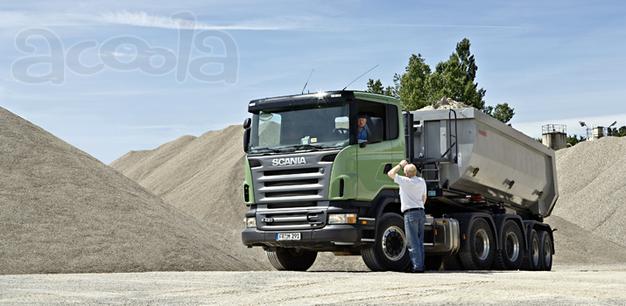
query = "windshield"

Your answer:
(249, 105), (350, 154)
